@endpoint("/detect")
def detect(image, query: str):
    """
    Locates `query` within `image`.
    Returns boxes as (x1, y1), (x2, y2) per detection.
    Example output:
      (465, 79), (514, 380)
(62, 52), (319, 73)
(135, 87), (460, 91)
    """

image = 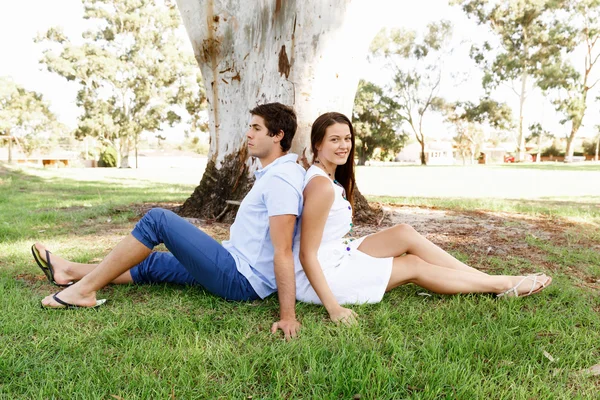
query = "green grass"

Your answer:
(361, 162), (600, 171)
(497, 162), (600, 171)
(1, 164), (600, 399)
